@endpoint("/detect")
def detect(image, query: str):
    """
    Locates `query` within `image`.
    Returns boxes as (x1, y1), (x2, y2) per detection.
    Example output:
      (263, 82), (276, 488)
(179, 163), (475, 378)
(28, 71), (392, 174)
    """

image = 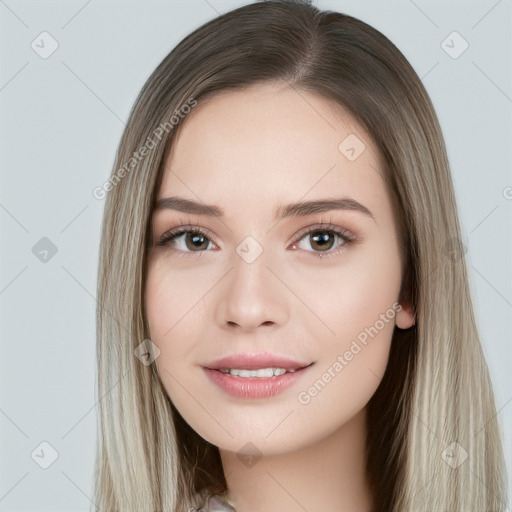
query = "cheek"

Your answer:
(295, 235), (402, 347)
(292, 236), (401, 401)
(293, 275), (400, 436)
(145, 258), (209, 342)
(145, 266), (181, 373)
(145, 261), (211, 402)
